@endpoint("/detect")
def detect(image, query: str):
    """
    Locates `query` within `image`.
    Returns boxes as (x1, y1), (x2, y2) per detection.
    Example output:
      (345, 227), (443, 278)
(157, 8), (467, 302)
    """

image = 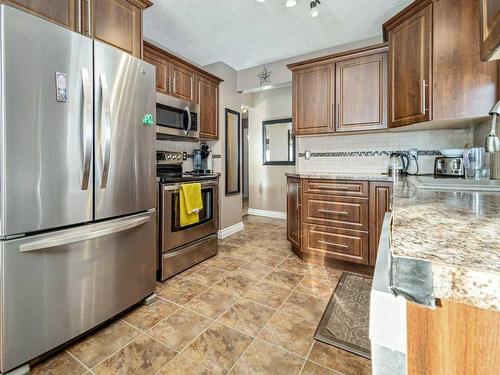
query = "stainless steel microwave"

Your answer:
(156, 92), (200, 139)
